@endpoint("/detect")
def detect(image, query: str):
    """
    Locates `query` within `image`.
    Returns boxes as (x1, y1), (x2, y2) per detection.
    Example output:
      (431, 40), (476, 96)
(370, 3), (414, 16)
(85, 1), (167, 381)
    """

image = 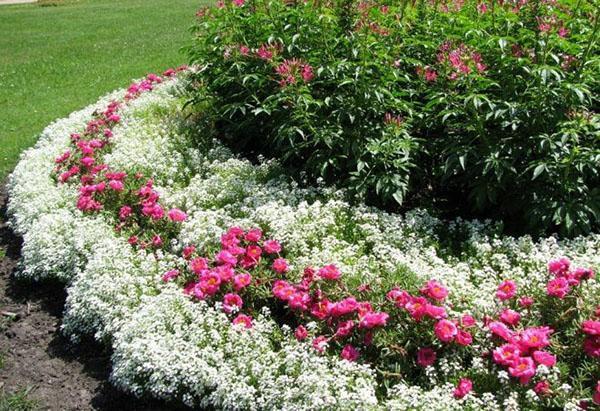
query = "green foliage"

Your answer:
(187, 0), (600, 236)
(0, 388), (38, 411)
